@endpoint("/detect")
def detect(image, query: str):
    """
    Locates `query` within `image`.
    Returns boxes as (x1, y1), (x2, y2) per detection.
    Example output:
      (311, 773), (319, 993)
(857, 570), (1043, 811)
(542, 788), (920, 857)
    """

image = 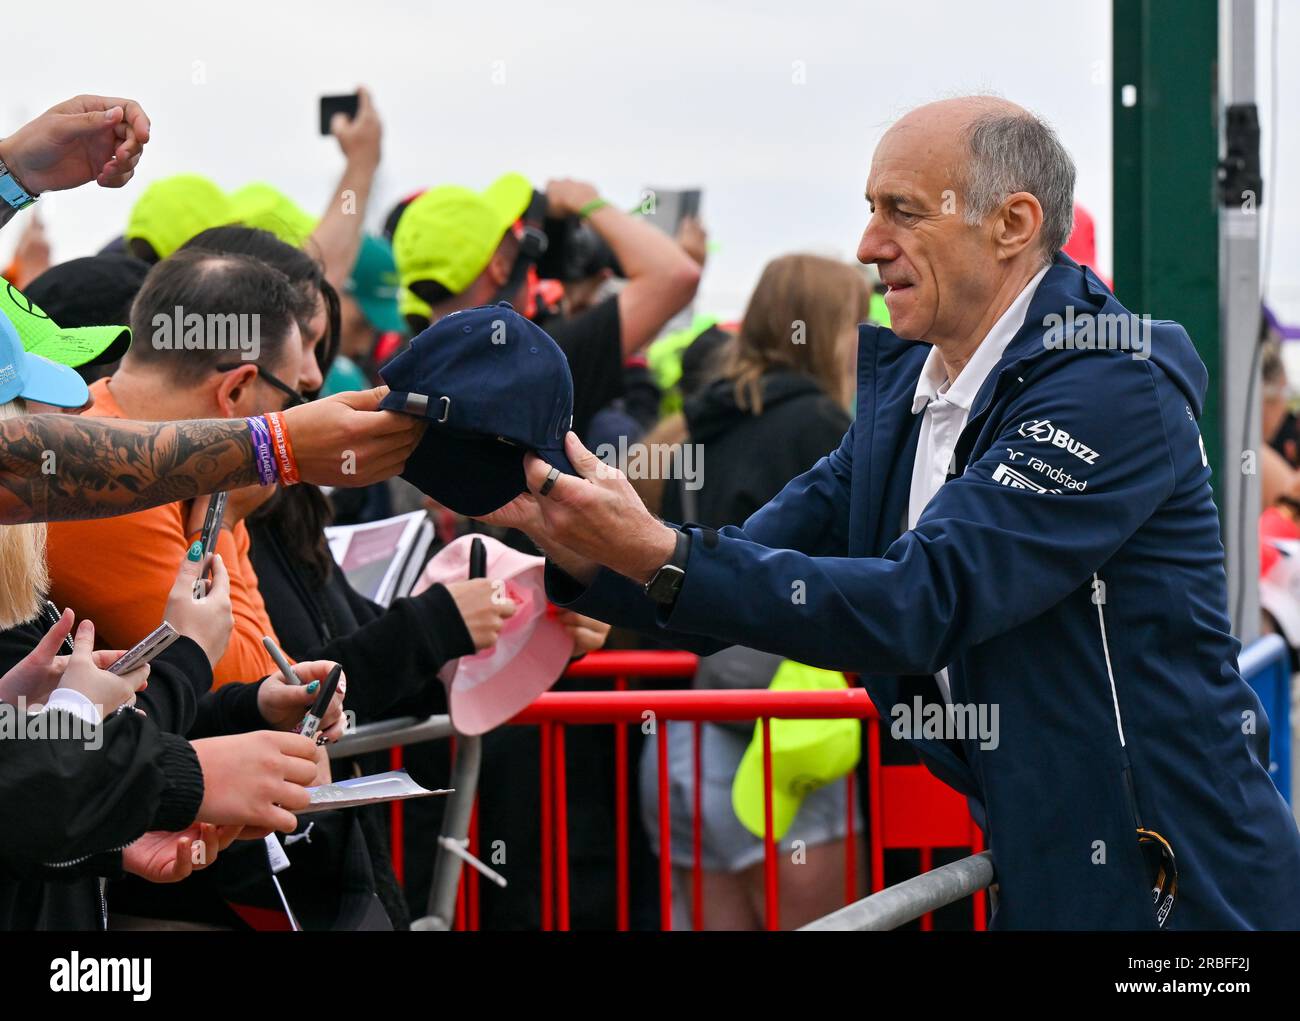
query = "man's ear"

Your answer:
(487, 243), (515, 288)
(994, 191), (1044, 261)
(213, 363), (259, 418)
